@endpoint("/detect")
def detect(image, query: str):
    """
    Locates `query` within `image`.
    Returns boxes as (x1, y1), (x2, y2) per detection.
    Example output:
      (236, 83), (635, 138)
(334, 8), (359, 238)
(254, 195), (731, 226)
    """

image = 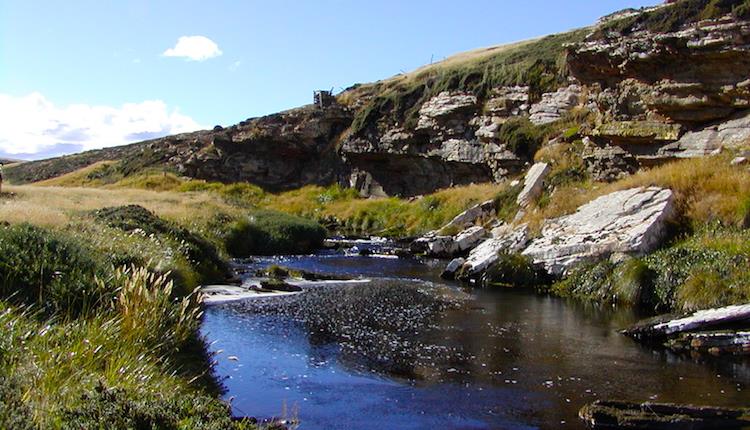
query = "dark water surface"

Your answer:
(201, 252), (750, 430)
